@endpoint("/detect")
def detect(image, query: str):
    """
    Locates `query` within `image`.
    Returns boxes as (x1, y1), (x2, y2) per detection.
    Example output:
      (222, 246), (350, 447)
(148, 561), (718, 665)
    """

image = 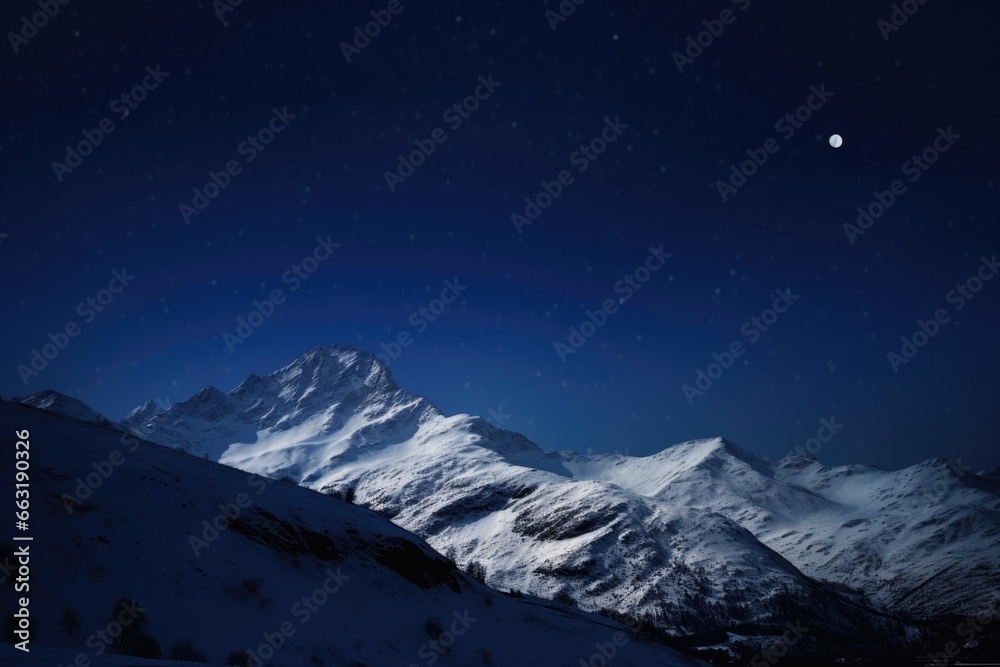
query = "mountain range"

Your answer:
(0, 397), (706, 666)
(11, 343), (1000, 663)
